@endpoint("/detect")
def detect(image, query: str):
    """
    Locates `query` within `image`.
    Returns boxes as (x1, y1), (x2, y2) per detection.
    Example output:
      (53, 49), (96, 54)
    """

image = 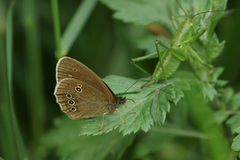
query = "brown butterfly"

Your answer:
(54, 57), (136, 131)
